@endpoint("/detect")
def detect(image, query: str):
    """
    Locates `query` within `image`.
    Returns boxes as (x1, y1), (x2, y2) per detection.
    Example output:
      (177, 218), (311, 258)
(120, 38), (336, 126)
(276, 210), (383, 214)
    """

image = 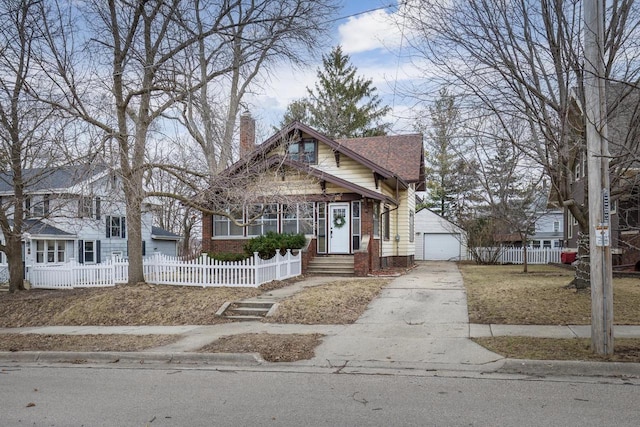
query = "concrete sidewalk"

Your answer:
(2, 261), (640, 378)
